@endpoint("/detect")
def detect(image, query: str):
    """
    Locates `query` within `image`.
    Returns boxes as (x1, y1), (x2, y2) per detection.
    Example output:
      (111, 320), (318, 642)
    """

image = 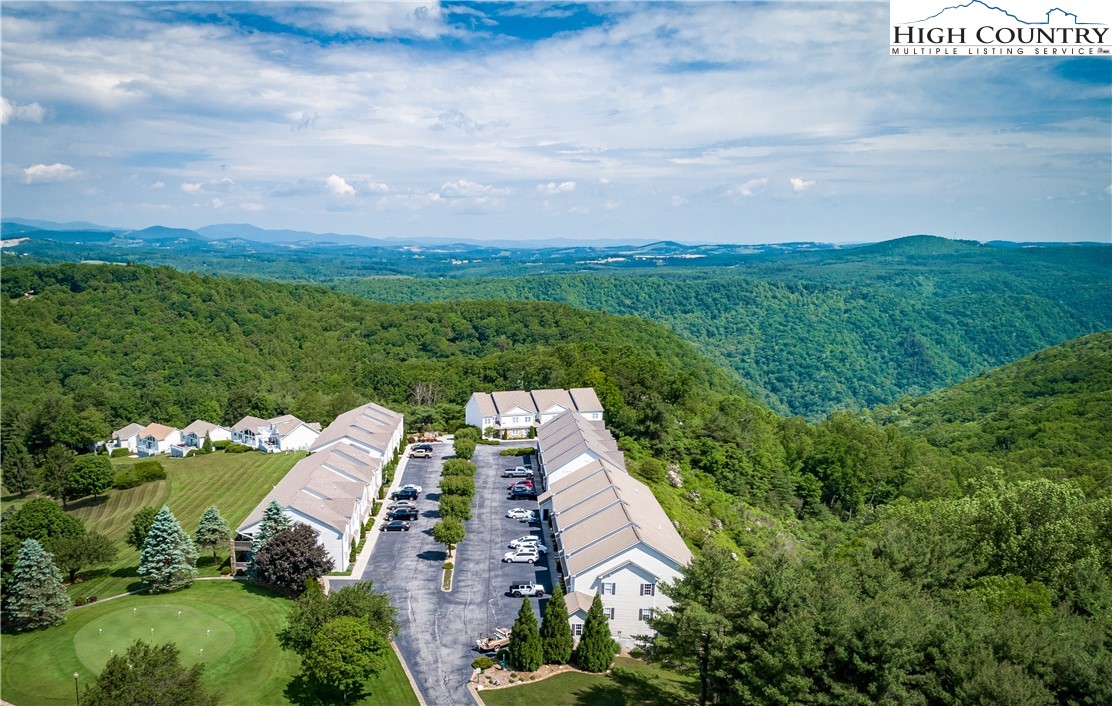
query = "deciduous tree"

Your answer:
(250, 523), (333, 594)
(137, 506), (197, 593)
(127, 506), (158, 551)
(9, 538), (70, 629)
(302, 617), (388, 703)
(431, 517), (465, 557)
(67, 454), (115, 501)
(45, 532), (118, 582)
(38, 444), (75, 507)
(3, 498), (85, 542)
(82, 640), (217, 706)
